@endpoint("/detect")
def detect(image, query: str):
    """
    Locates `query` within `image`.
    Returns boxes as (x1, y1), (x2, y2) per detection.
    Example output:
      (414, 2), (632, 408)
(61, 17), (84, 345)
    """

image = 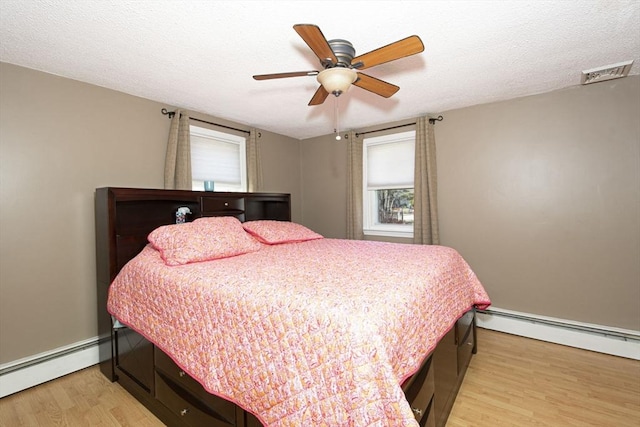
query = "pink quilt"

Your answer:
(107, 239), (490, 426)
